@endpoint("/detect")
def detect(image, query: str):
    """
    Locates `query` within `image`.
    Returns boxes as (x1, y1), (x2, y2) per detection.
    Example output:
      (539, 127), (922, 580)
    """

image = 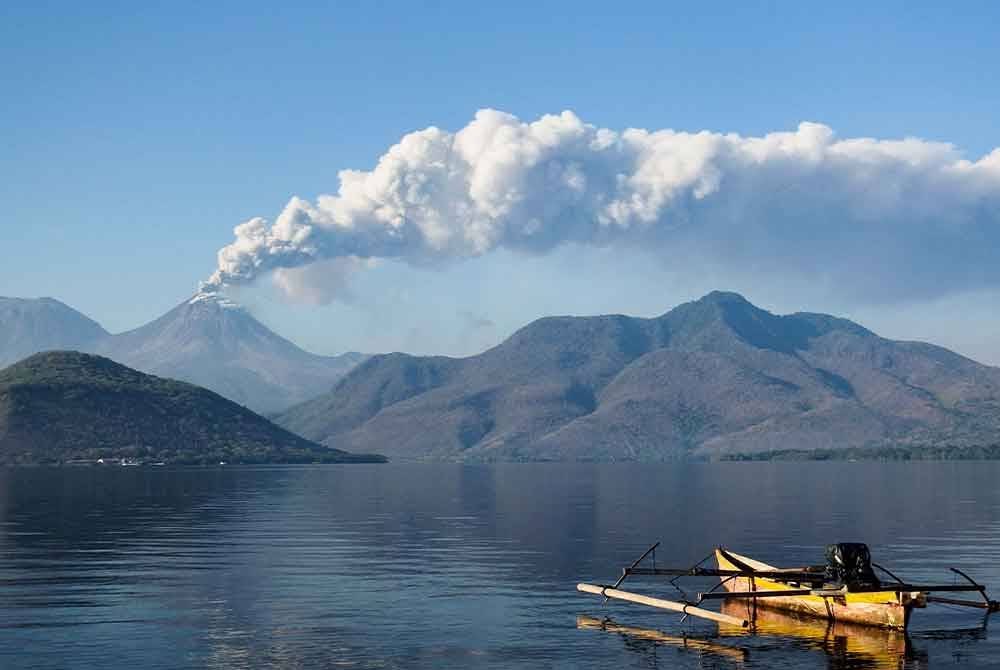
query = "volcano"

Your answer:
(92, 291), (365, 414)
